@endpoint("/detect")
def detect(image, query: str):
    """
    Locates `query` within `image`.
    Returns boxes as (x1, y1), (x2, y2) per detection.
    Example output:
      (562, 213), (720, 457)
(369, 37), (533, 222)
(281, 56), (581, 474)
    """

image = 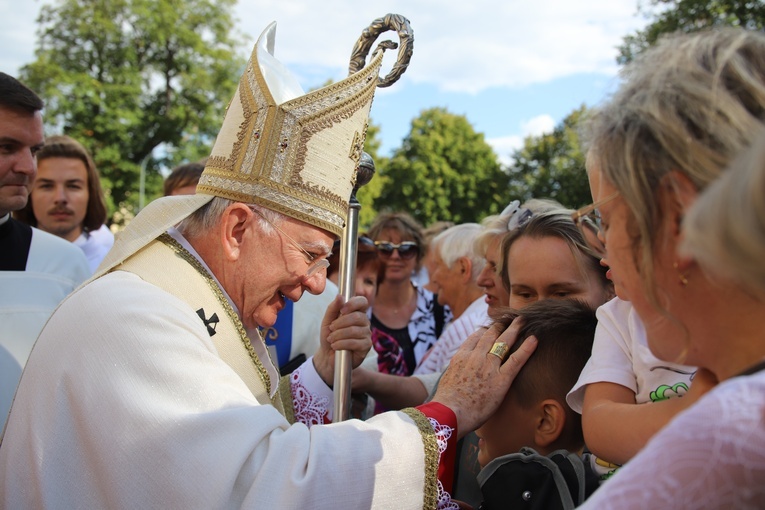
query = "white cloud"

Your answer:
(1, 1), (646, 92)
(488, 114), (557, 165)
(234, 0), (646, 93)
